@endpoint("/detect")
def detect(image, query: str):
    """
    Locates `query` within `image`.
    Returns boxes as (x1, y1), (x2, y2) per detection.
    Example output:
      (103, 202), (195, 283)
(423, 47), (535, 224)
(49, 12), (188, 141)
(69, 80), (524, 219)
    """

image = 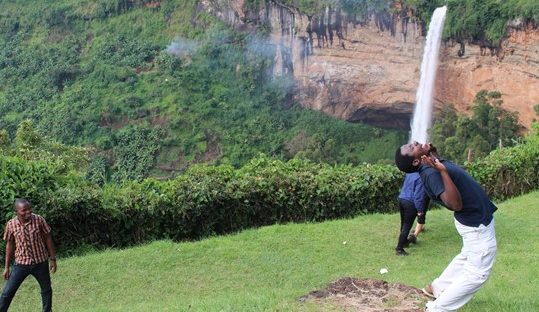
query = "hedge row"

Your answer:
(1, 126), (538, 254)
(0, 155), (403, 253)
